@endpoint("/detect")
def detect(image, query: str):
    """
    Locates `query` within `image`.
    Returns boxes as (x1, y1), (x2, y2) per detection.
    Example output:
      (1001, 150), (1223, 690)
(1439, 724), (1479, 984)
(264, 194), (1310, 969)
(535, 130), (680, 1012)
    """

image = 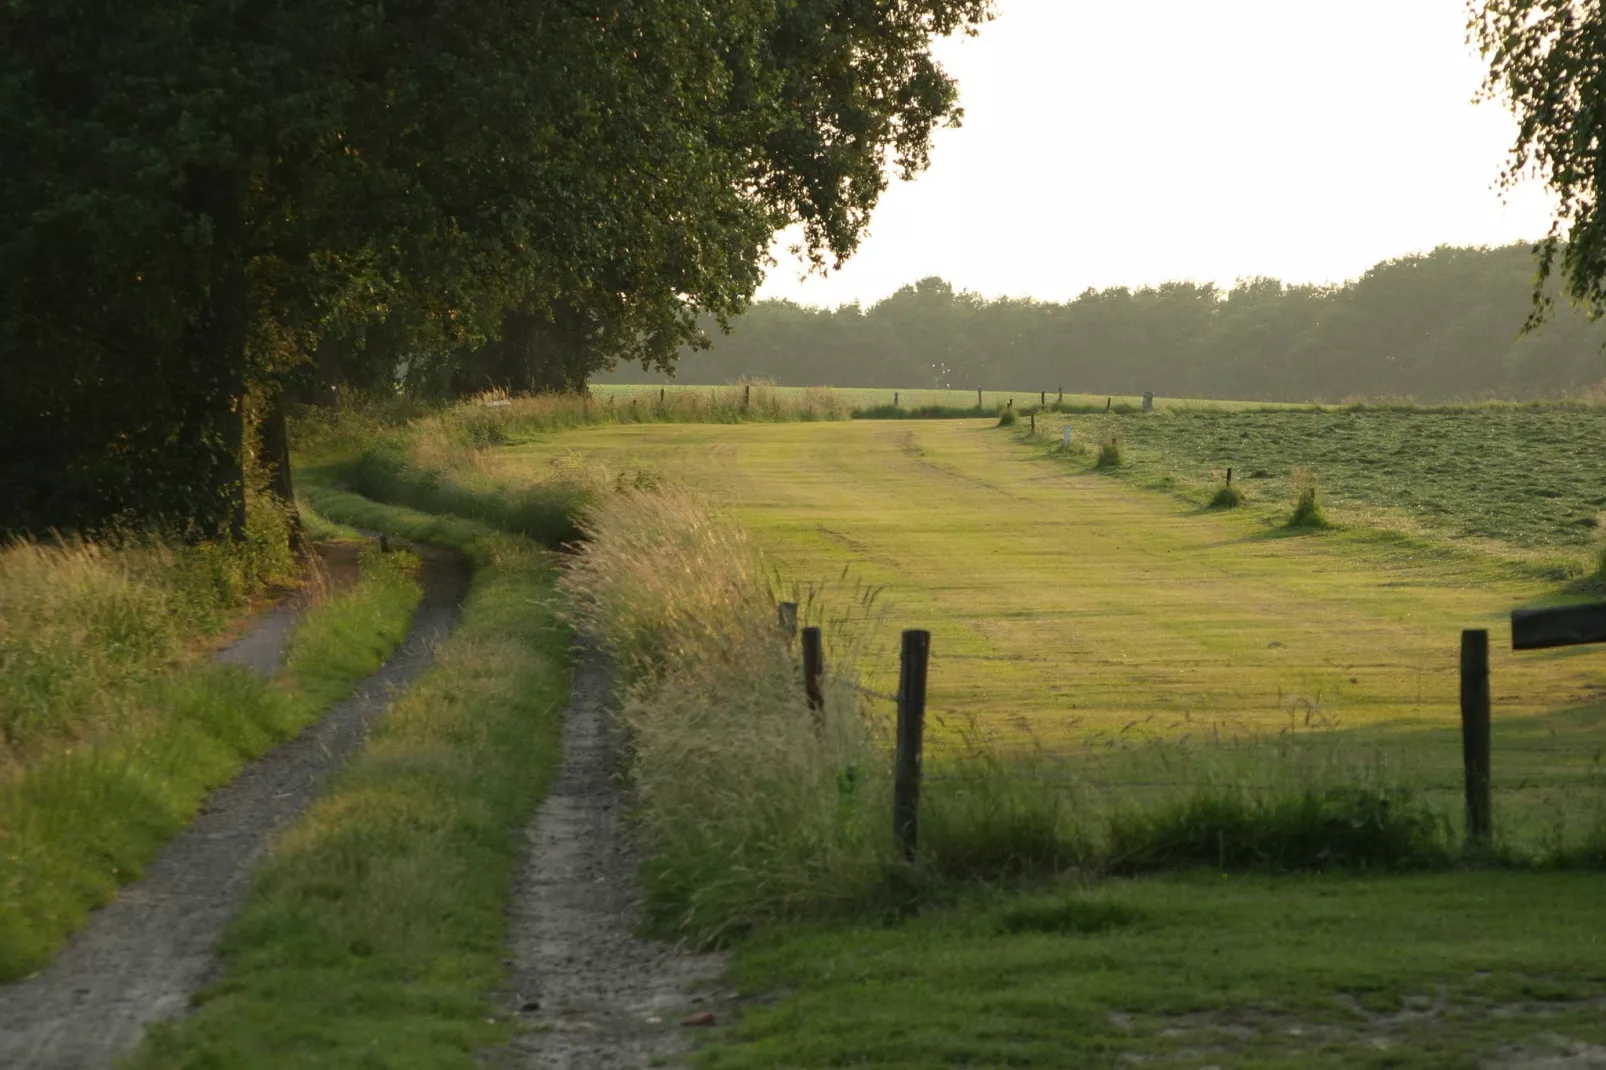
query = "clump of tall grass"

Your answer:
(1286, 467), (1329, 528)
(0, 501), (296, 761)
(345, 434), (603, 548)
(1095, 435), (1123, 468)
(1209, 483), (1245, 509)
(561, 487), (891, 942)
(996, 407), (1018, 428)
